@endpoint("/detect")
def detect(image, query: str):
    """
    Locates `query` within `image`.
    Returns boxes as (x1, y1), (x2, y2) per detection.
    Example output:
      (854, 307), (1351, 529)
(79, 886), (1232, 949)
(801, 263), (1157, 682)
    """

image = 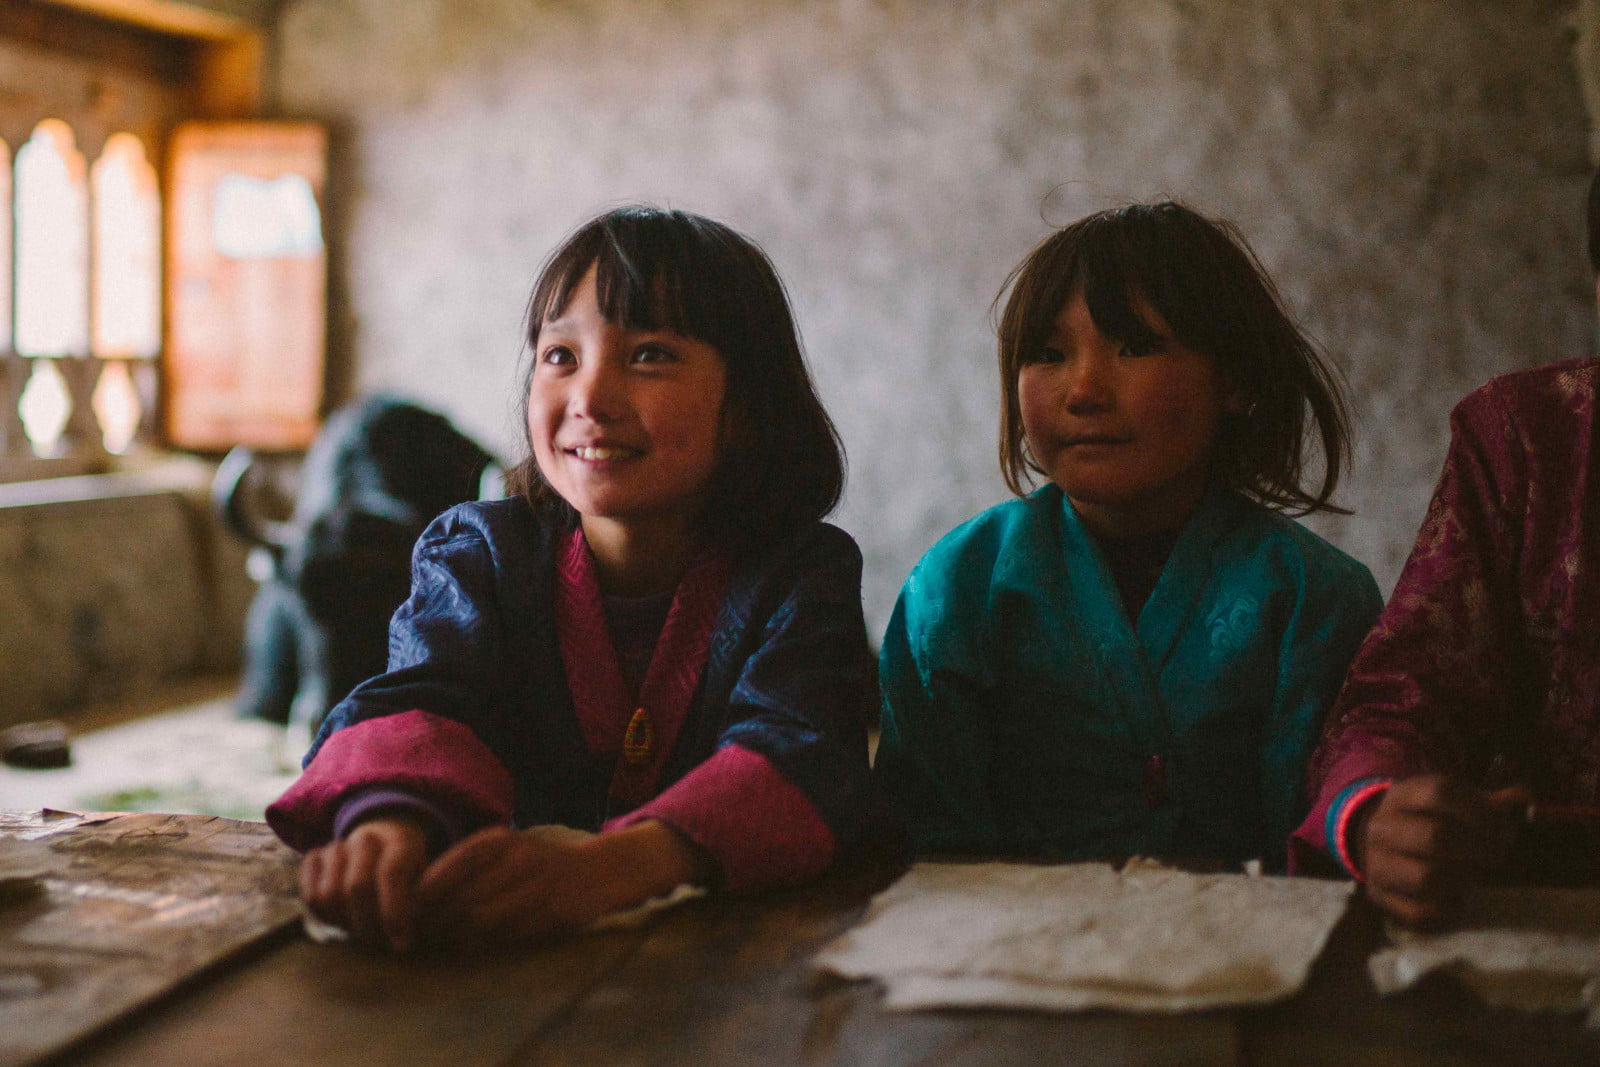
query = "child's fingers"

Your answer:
(478, 871), (566, 930)
(300, 847), (342, 926)
(1380, 778), (1505, 872)
(1366, 811), (1443, 860)
(1369, 848), (1447, 898)
(1368, 881), (1446, 928)
(303, 845), (353, 929)
(425, 864), (534, 945)
(1367, 839), (1471, 929)
(417, 827), (516, 906)
(299, 848), (325, 908)
(1387, 775), (1478, 822)
(457, 885), (538, 941)
(340, 833), (387, 947)
(375, 840), (425, 952)
(468, 882), (583, 945)
(1370, 810), (1480, 866)
(444, 851), (531, 913)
